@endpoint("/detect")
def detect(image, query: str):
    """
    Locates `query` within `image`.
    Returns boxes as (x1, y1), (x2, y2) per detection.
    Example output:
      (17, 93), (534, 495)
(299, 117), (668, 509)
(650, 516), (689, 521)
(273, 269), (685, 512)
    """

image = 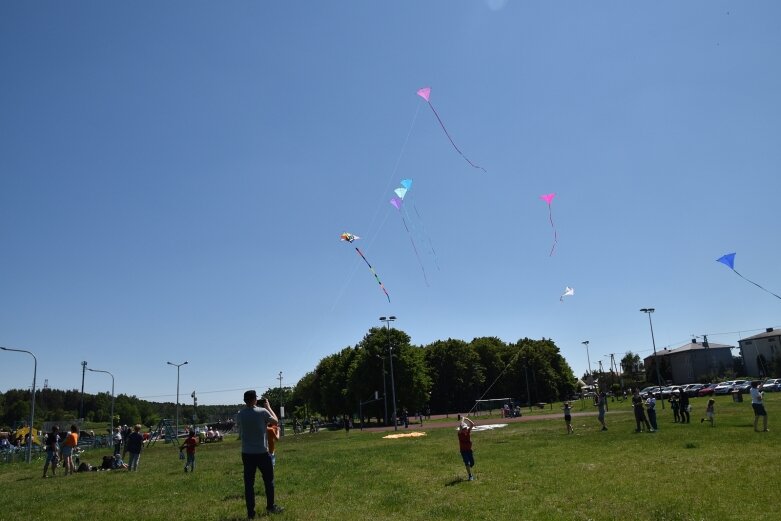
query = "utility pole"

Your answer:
(278, 371), (284, 436)
(80, 361), (87, 420)
(191, 391), (197, 425)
